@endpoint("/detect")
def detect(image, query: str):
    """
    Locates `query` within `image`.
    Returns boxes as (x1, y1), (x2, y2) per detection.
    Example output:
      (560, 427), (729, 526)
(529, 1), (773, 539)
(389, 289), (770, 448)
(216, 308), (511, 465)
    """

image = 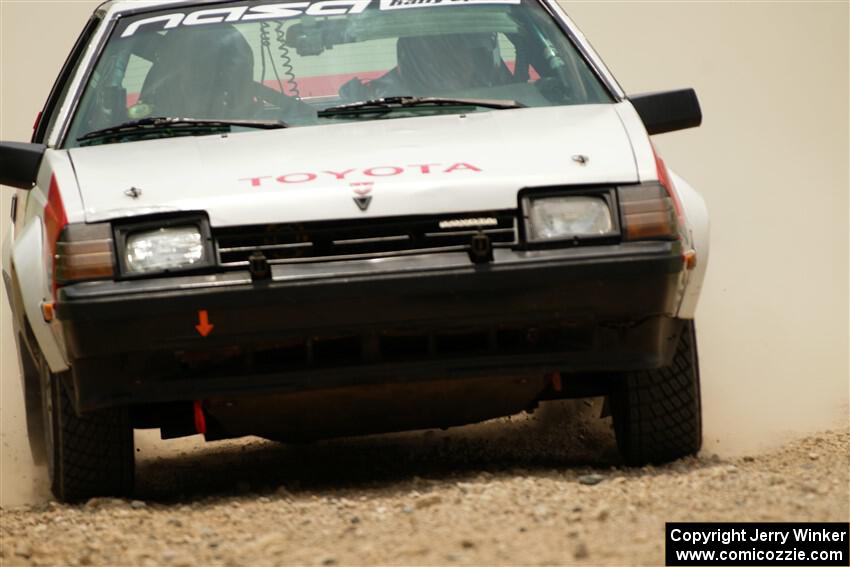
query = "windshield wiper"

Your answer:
(318, 96), (524, 117)
(78, 117), (289, 143)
